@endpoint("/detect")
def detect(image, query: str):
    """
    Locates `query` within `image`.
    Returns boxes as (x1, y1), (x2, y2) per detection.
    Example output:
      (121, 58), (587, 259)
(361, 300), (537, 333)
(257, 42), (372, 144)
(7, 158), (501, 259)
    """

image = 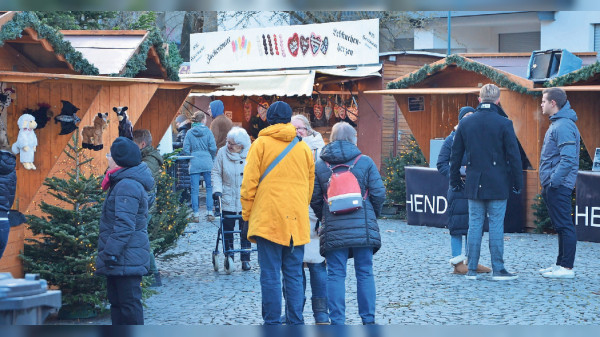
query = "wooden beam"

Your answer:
(365, 87), (498, 95)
